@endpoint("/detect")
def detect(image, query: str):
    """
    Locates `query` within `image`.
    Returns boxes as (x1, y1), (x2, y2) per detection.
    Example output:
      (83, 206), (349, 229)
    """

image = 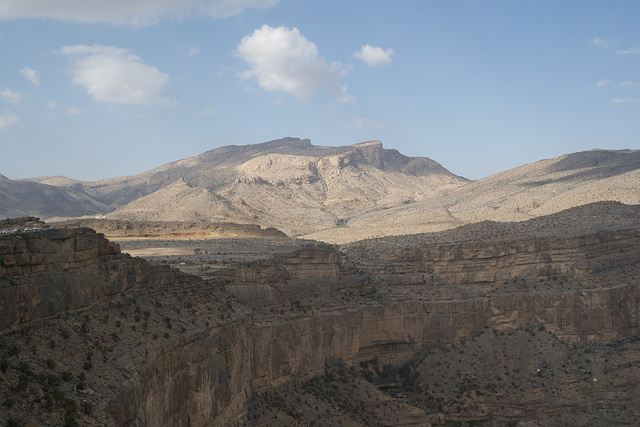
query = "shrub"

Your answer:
(80, 401), (93, 414)
(5, 418), (22, 427)
(7, 344), (20, 357)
